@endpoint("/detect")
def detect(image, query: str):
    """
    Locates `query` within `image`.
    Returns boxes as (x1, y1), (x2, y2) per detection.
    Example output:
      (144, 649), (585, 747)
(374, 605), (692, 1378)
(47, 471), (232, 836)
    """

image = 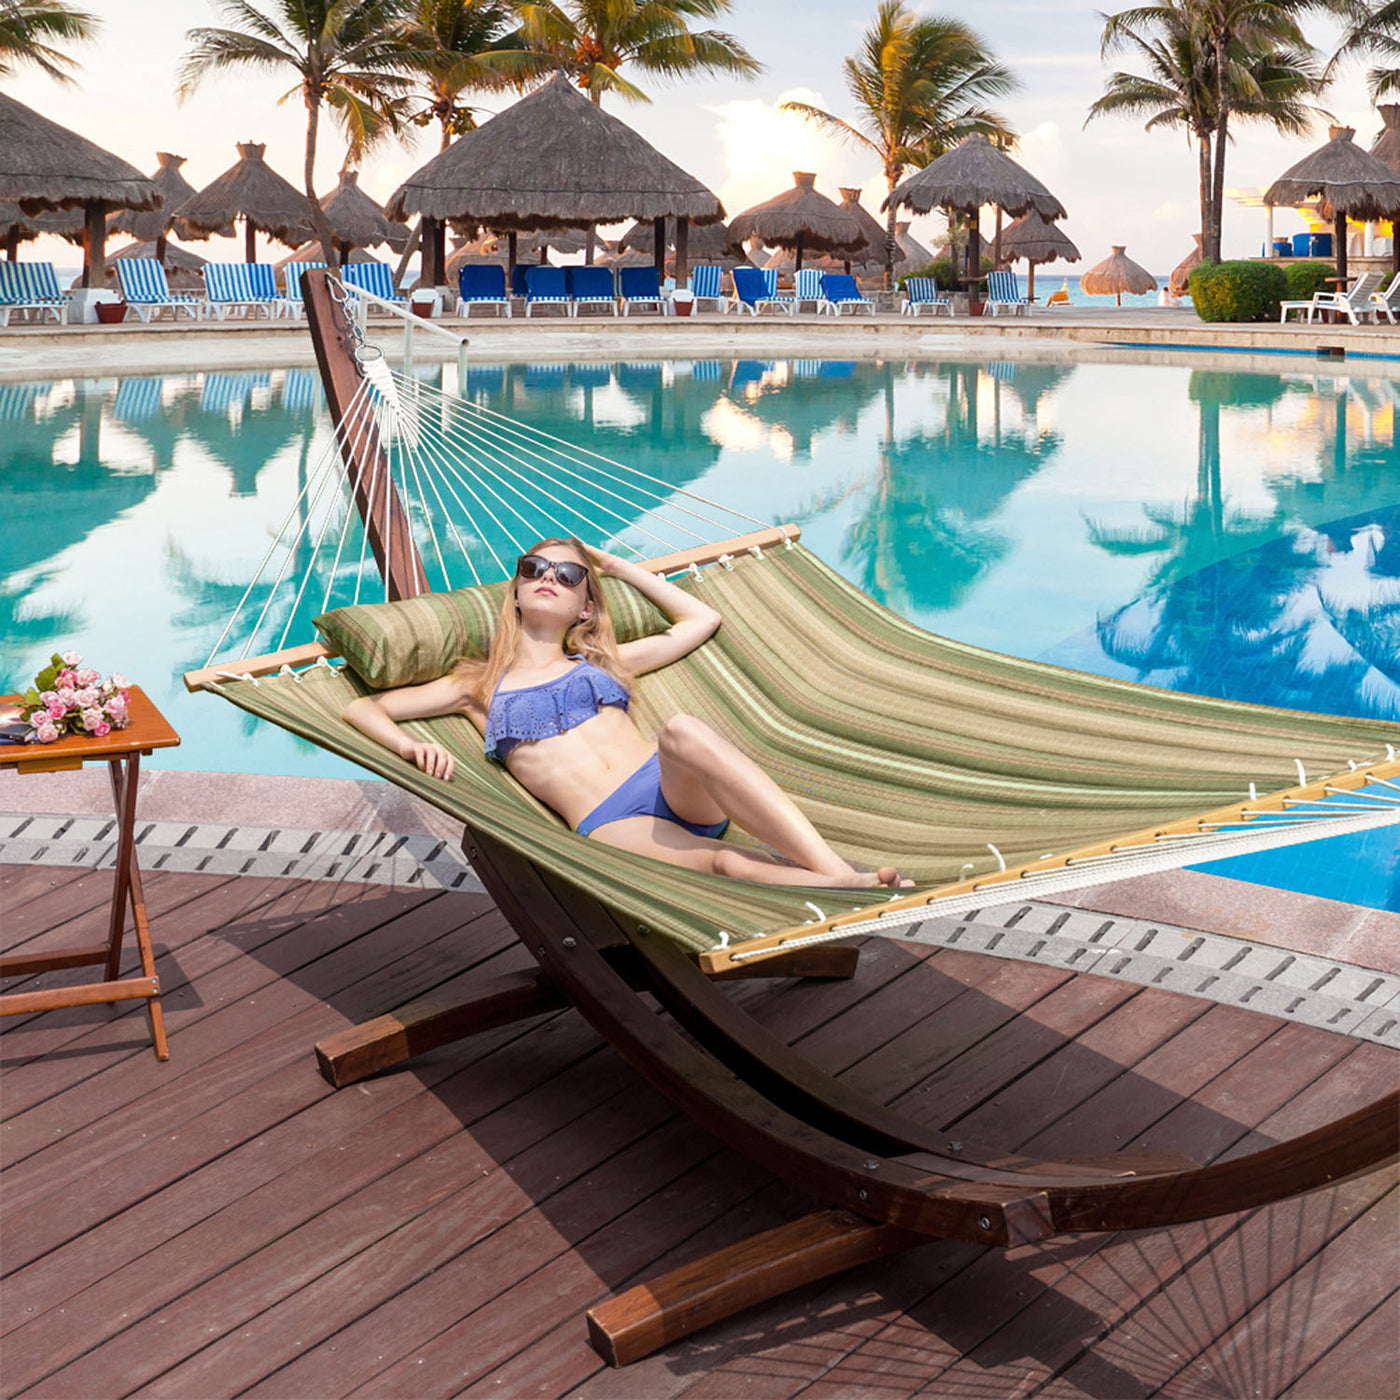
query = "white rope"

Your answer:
(726, 805), (1399, 961)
